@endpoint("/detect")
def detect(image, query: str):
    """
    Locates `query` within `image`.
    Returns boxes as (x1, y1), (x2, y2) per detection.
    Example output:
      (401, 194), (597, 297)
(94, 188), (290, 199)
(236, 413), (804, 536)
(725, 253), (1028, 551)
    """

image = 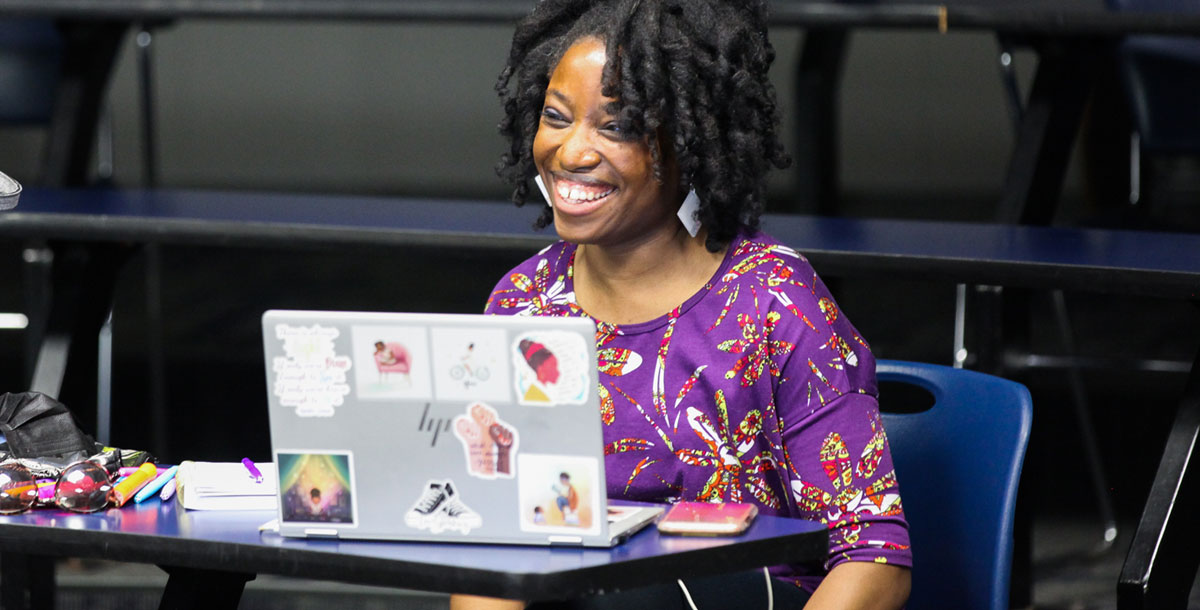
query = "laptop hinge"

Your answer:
(303, 528), (340, 539)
